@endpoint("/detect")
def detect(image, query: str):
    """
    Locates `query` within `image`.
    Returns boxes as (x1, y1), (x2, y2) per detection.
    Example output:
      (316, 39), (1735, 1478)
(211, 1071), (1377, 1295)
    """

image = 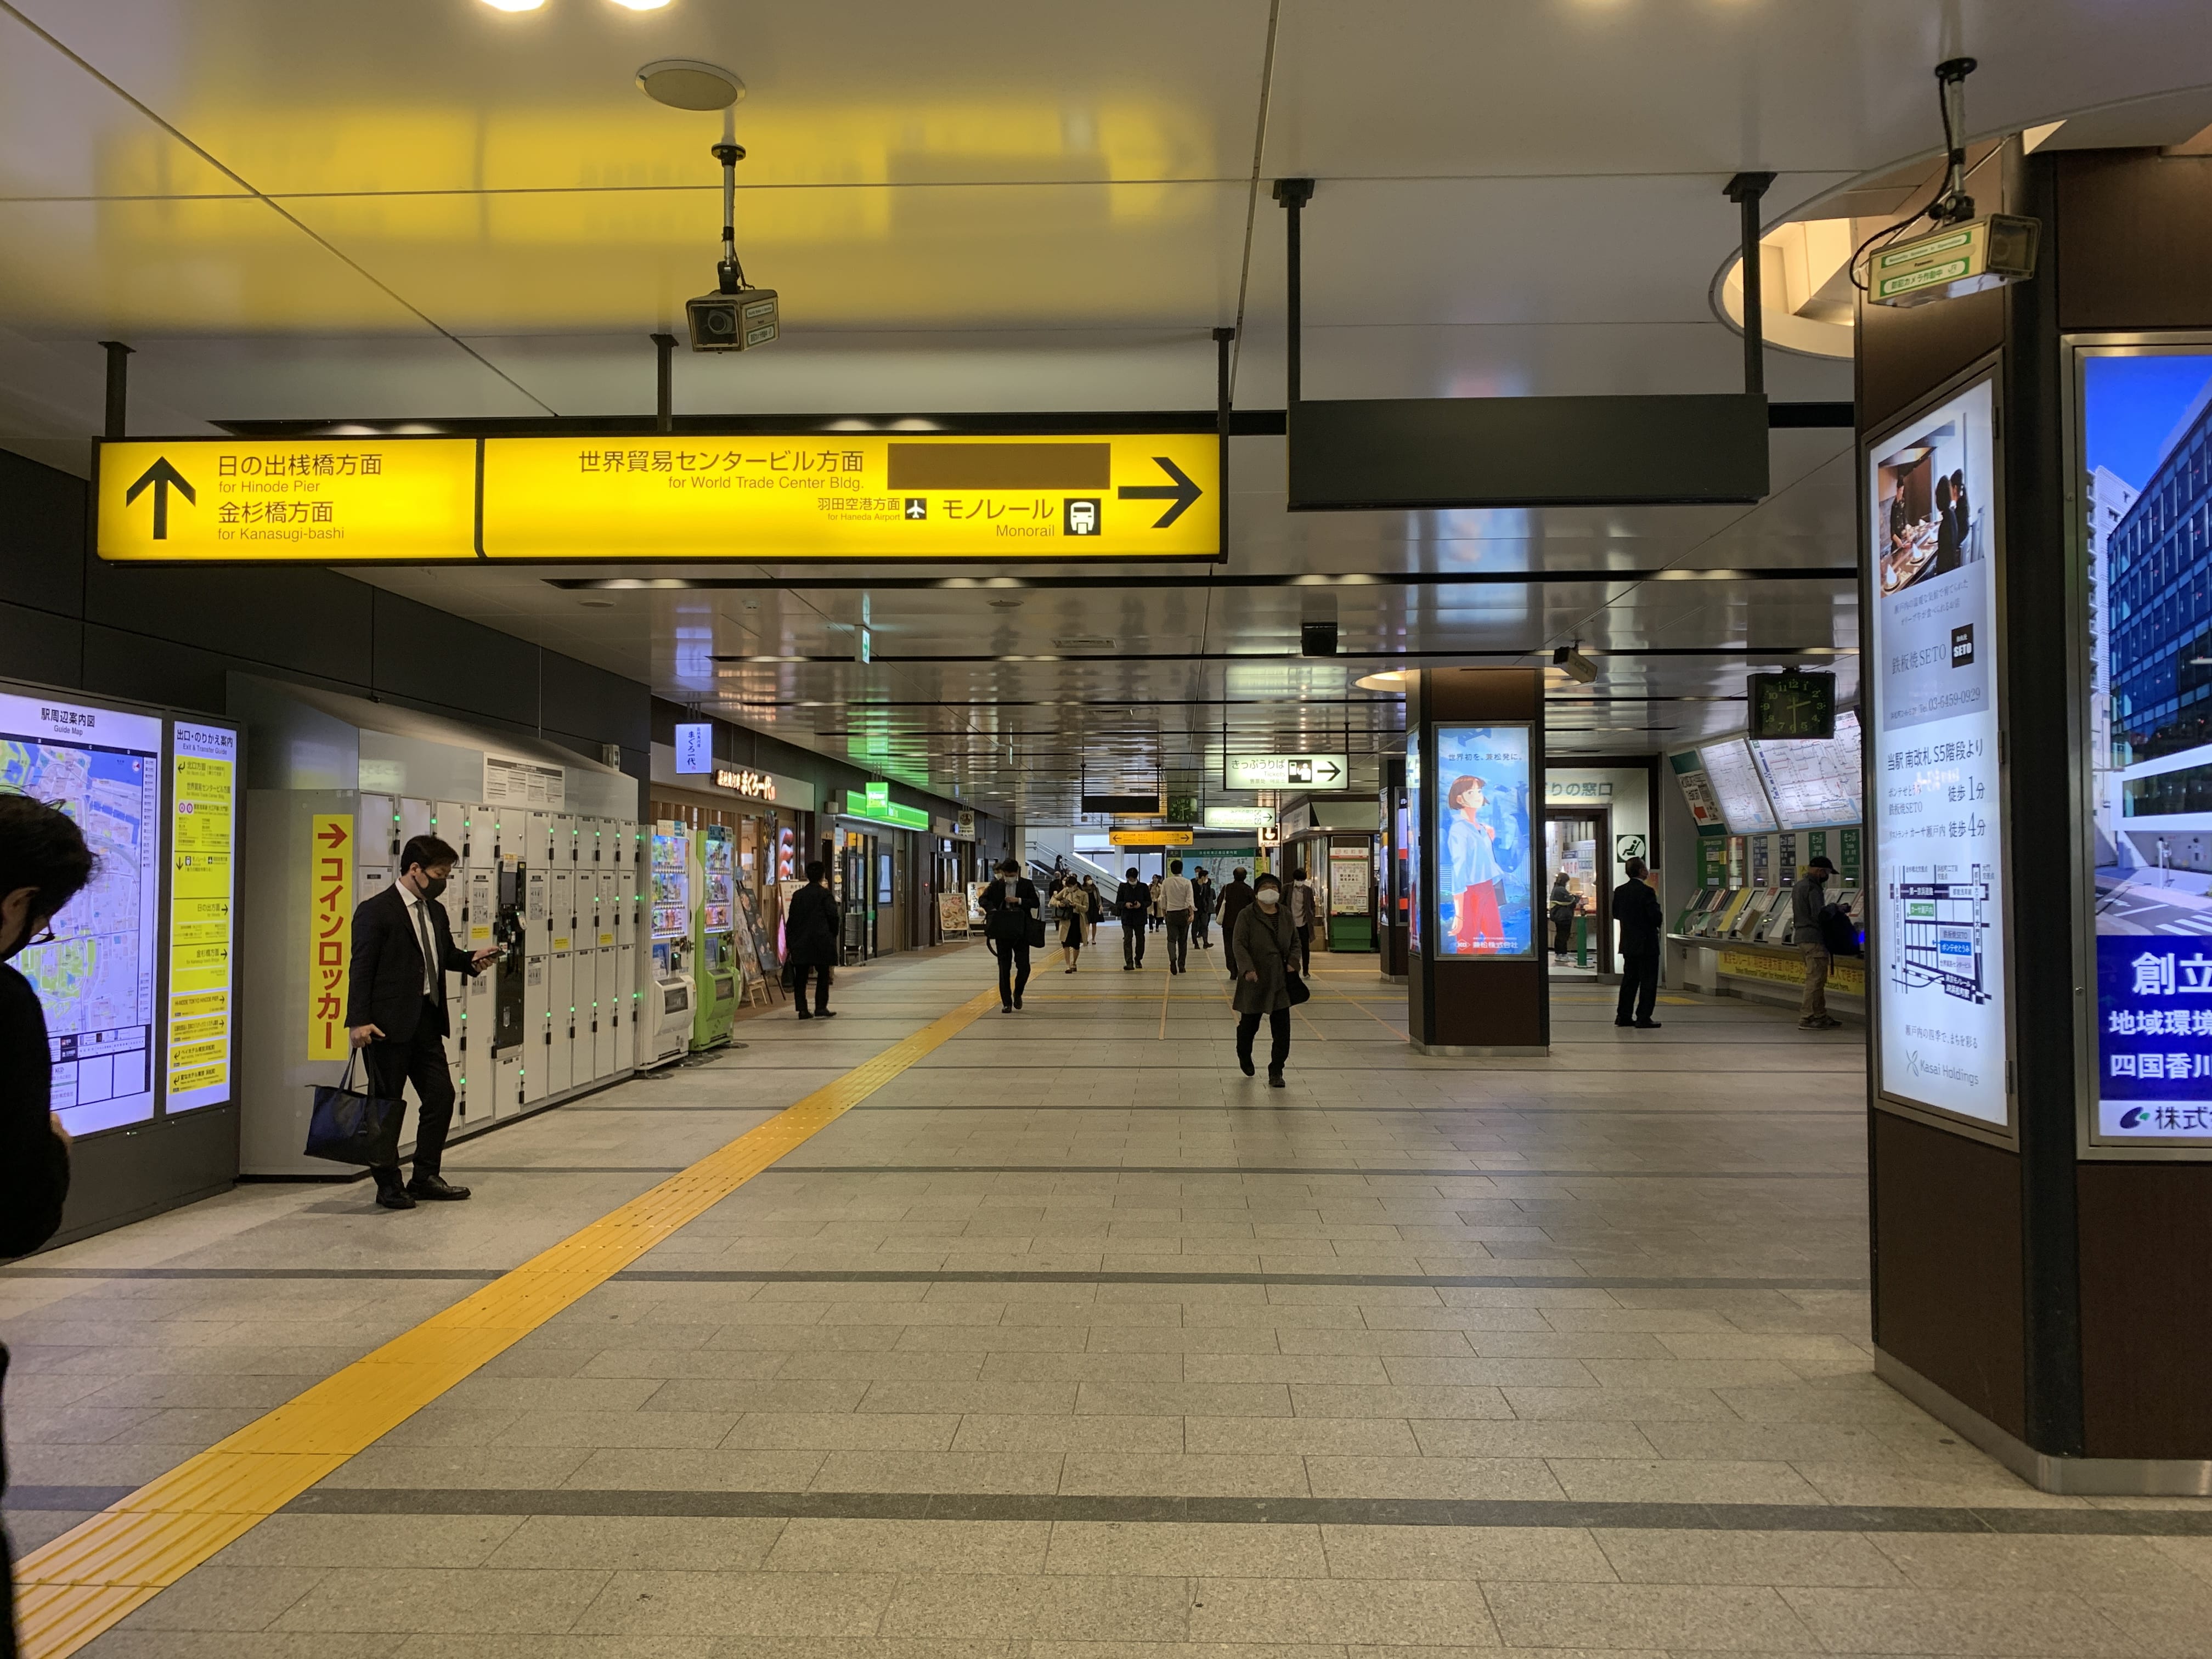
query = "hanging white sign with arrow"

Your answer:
(1222, 754), (1350, 791)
